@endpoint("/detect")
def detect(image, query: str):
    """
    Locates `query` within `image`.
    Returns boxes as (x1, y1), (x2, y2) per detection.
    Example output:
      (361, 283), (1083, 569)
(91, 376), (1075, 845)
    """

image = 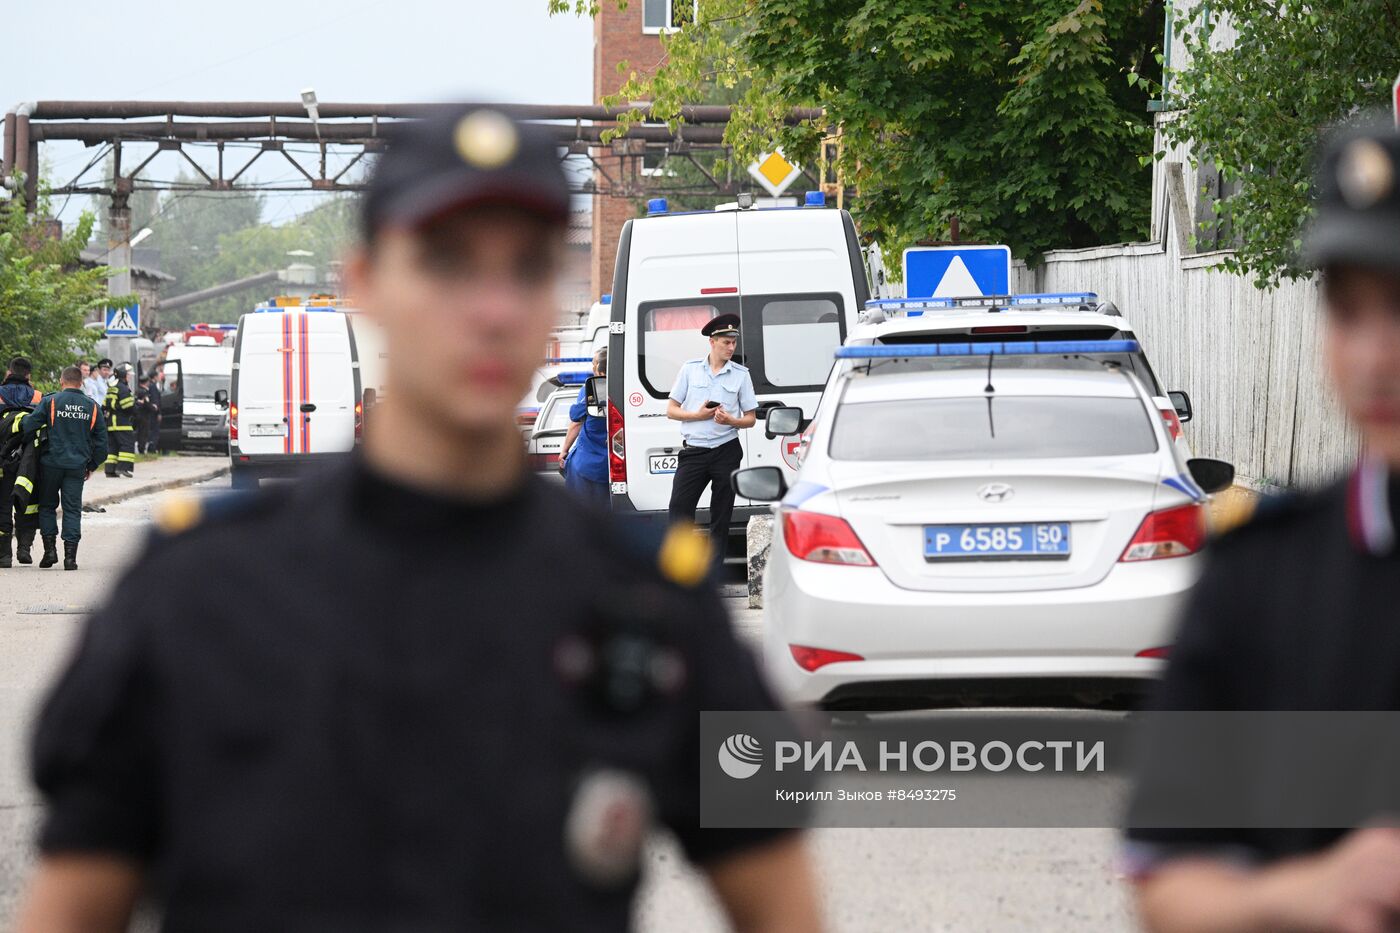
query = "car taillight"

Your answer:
(528, 452), (558, 472)
(1120, 503), (1206, 561)
(354, 400), (364, 441)
(228, 403), (238, 442)
(516, 409), (539, 428)
(607, 399), (626, 483)
(1159, 408), (1183, 441)
(1136, 646), (1172, 658)
(789, 644), (865, 672)
(781, 510), (875, 566)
